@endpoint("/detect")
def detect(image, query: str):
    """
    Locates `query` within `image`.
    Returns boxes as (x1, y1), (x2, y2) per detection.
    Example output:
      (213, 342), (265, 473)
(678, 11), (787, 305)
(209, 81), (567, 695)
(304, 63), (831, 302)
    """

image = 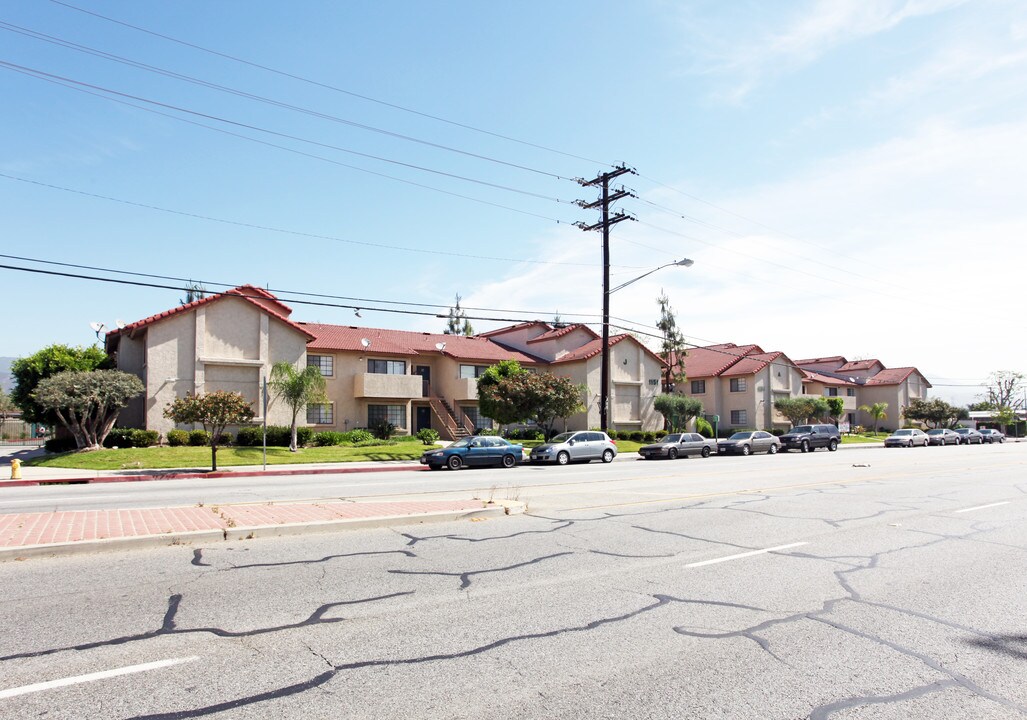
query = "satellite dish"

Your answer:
(116, 319), (126, 329)
(89, 321), (105, 332)
(435, 342), (446, 352)
(360, 338), (371, 348)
